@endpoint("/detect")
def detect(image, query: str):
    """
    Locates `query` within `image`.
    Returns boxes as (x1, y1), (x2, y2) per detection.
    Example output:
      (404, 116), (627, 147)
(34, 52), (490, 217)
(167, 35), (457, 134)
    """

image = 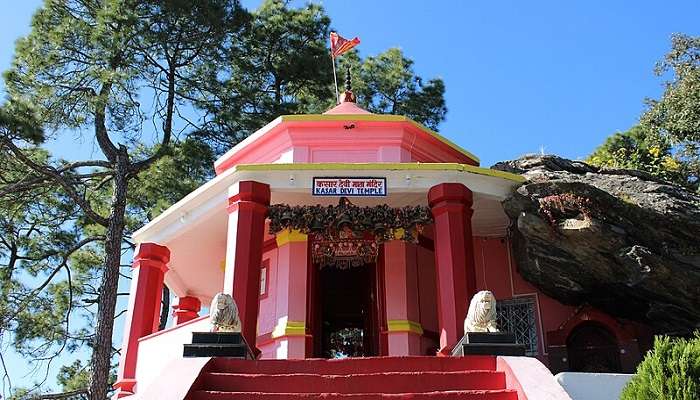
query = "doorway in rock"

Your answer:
(314, 262), (381, 358)
(567, 322), (622, 372)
